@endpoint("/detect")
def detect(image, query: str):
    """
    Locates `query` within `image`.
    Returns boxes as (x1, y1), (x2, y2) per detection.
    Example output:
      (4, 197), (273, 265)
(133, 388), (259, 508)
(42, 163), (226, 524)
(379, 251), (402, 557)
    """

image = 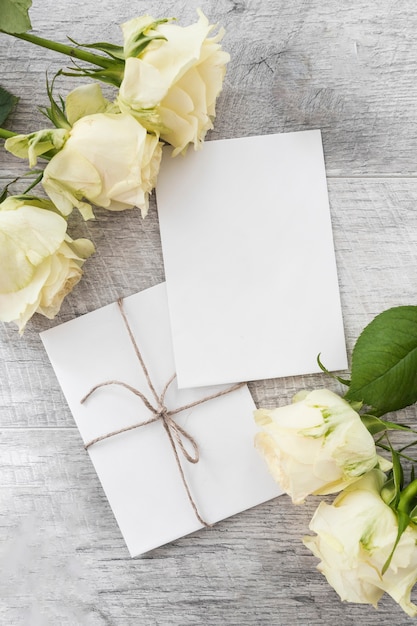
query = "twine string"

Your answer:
(81, 298), (245, 528)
